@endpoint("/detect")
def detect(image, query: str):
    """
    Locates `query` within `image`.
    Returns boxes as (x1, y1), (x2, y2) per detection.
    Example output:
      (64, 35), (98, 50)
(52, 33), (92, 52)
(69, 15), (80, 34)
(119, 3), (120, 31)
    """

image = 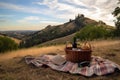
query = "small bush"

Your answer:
(0, 36), (18, 53)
